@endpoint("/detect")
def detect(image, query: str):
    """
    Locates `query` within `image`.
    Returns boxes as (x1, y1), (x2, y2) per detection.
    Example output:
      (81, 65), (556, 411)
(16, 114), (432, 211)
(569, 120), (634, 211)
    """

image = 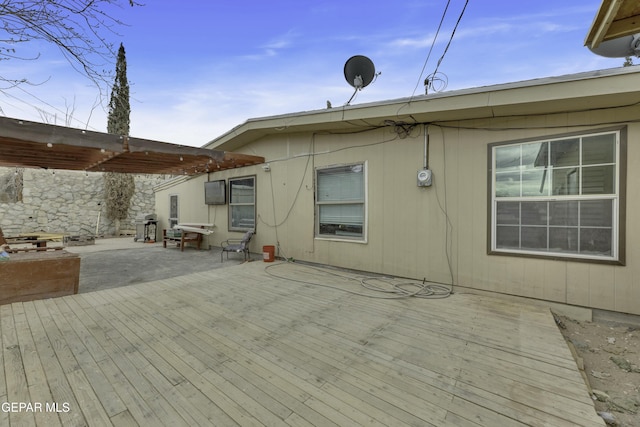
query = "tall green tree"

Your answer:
(107, 44), (131, 135)
(104, 43), (134, 236)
